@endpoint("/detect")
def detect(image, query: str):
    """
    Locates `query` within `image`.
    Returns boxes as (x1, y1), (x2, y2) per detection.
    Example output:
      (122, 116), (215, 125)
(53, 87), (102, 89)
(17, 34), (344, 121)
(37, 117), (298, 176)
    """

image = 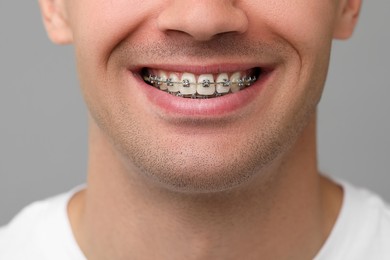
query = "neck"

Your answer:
(69, 115), (342, 260)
